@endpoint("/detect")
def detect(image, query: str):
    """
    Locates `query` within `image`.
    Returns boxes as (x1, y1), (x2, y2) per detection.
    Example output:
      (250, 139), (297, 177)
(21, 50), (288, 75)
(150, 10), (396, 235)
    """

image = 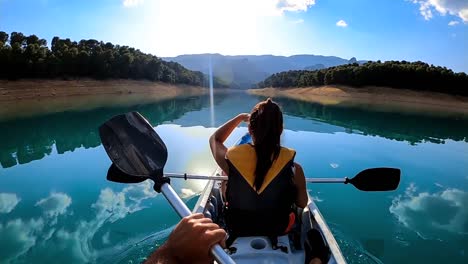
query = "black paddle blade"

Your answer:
(348, 168), (401, 191)
(107, 164), (147, 183)
(99, 112), (168, 178)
